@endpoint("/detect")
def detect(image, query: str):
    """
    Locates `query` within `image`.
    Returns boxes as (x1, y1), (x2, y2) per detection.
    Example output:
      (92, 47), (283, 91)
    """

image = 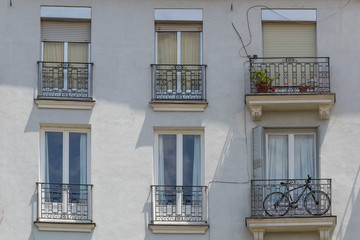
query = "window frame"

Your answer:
(264, 129), (318, 179)
(155, 30), (203, 65)
(153, 129), (204, 186)
(40, 127), (91, 184)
